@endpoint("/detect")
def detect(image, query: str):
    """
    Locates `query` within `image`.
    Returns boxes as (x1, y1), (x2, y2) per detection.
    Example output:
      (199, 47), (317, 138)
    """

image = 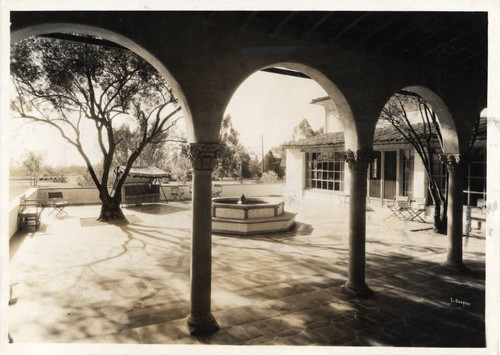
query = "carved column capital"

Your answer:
(188, 143), (224, 171)
(439, 153), (462, 171)
(344, 149), (374, 171)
